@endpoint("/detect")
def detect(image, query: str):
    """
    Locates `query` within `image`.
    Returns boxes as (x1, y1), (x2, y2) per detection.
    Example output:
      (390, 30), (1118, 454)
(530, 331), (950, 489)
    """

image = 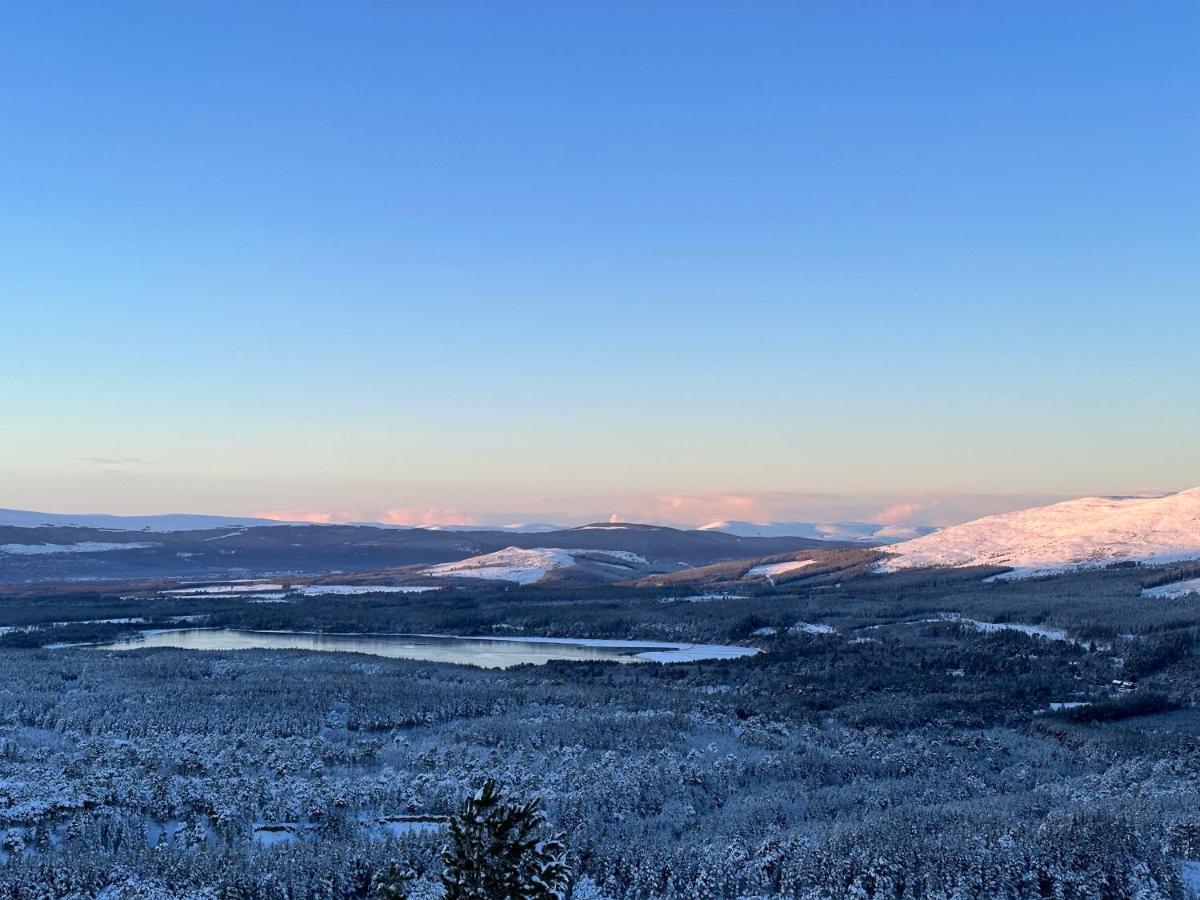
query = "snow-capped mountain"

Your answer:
(698, 520), (934, 544)
(423, 546), (651, 585)
(878, 487), (1200, 578)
